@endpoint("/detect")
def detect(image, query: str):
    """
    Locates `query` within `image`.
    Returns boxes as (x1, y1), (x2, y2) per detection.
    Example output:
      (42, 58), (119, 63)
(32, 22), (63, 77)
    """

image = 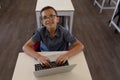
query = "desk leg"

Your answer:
(0, 5), (1, 9)
(65, 16), (69, 31)
(36, 12), (41, 28)
(70, 12), (74, 34)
